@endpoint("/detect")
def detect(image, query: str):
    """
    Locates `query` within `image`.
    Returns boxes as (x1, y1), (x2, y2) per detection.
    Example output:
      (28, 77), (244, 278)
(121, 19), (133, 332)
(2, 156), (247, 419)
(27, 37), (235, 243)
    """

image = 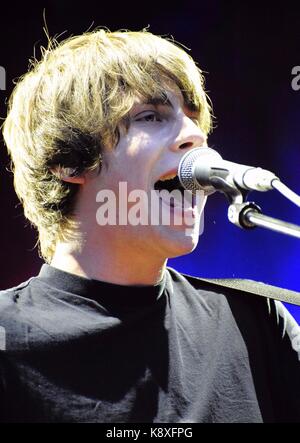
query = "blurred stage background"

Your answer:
(0, 1), (299, 321)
